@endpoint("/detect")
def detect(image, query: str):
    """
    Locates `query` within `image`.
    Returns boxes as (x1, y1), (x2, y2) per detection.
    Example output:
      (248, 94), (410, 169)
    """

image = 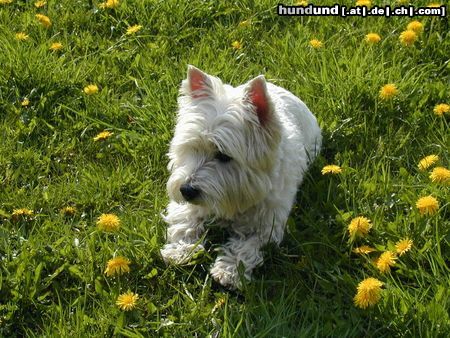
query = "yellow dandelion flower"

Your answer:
(355, 0), (371, 6)
(309, 39), (323, 49)
(96, 213), (120, 232)
(0, 0), (13, 4)
(34, 1), (46, 8)
(321, 164), (342, 175)
(348, 216), (372, 238)
(418, 154), (439, 171)
(12, 208), (33, 216)
(49, 42), (63, 51)
(126, 24), (142, 35)
(395, 238), (413, 256)
(416, 195), (439, 215)
(116, 291), (138, 311)
(399, 30), (417, 46)
(295, 0), (308, 5)
(11, 208), (33, 221)
(379, 83), (399, 100)
(15, 32), (29, 41)
(353, 245), (376, 254)
(36, 14), (52, 28)
(93, 130), (113, 142)
(212, 296), (227, 312)
(429, 167), (450, 184)
(21, 98), (30, 107)
(354, 277), (383, 309)
(238, 19), (252, 27)
(83, 84), (99, 95)
(101, 0), (120, 9)
(376, 251), (397, 273)
(427, 3), (441, 7)
(104, 256), (131, 277)
(433, 103), (449, 117)
(61, 206), (77, 215)
(365, 33), (381, 44)
(231, 40), (243, 50)
(407, 21), (423, 34)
